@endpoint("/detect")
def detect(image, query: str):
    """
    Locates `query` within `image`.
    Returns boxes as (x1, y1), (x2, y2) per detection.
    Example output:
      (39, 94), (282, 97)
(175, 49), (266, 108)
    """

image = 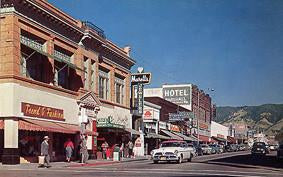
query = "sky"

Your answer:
(48, 0), (283, 107)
